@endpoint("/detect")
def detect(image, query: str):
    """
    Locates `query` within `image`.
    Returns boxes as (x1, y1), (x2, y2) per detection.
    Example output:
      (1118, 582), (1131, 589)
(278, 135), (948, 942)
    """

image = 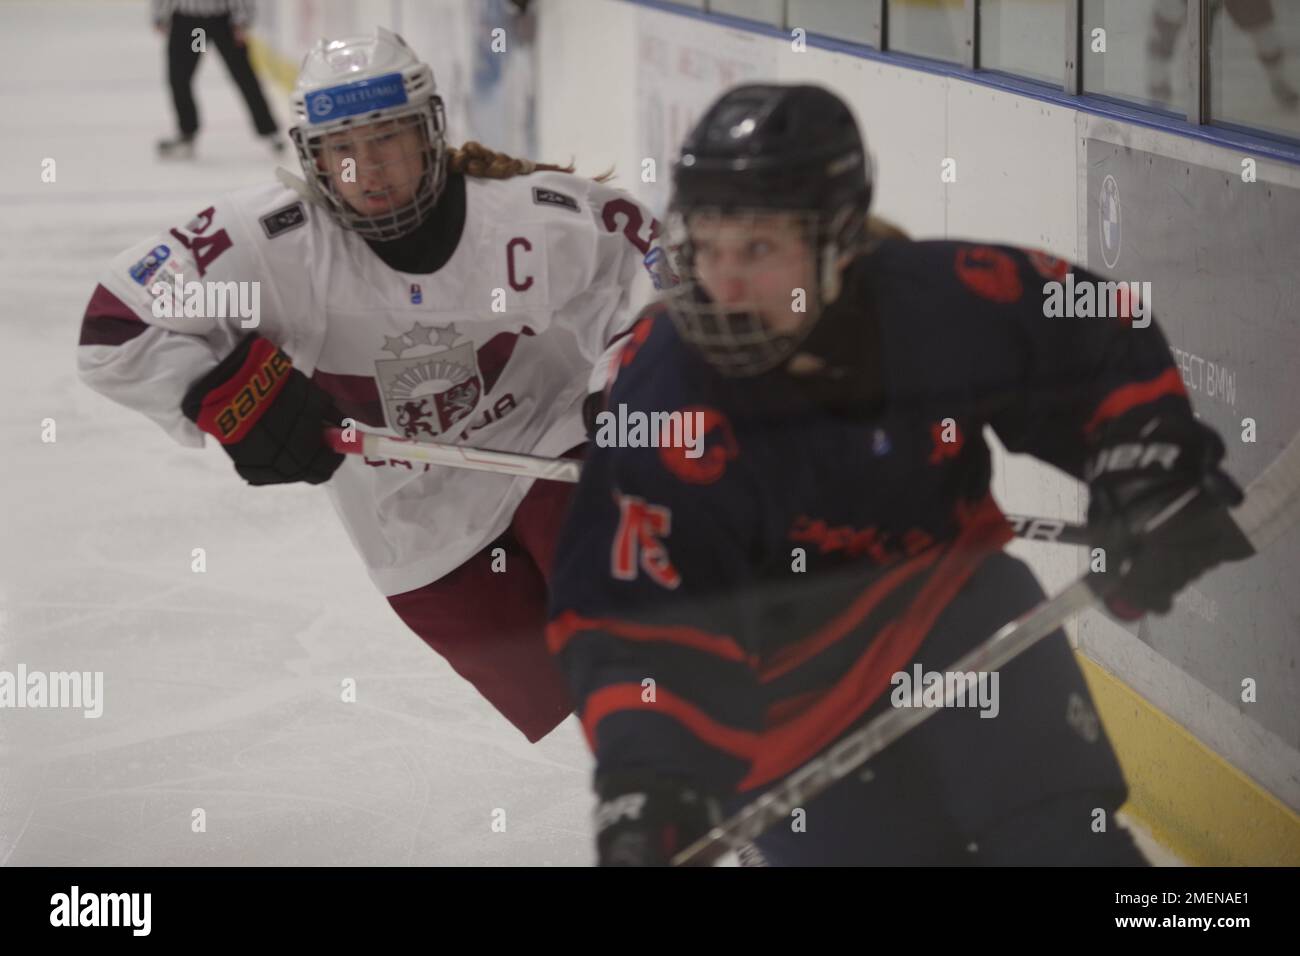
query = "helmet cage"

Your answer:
(290, 97), (448, 242)
(663, 203), (861, 377)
